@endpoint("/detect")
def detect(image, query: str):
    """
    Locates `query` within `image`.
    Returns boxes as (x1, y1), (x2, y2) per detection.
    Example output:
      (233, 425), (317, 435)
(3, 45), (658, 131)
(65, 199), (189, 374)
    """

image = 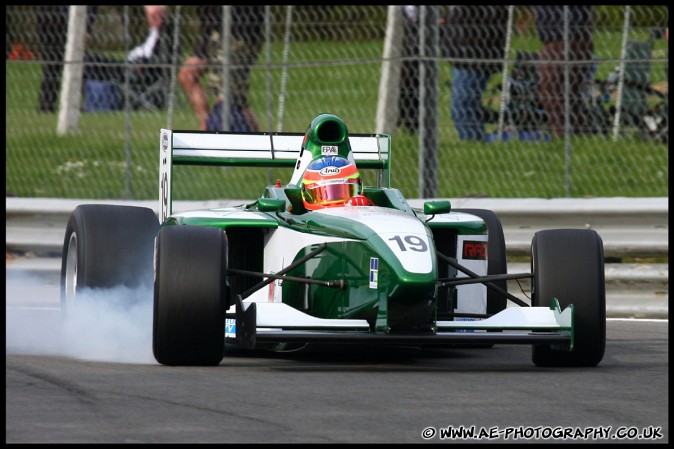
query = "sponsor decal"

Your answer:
(388, 234), (429, 252)
(369, 257), (379, 289)
(321, 145), (338, 155)
(454, 317), (485, 333)
(160, 171), (169, 223)
(455, 317), (476, 333)
(463, 240), (487, 260)
(319, 166), (341, 176)
(225, 318), (236, 338)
